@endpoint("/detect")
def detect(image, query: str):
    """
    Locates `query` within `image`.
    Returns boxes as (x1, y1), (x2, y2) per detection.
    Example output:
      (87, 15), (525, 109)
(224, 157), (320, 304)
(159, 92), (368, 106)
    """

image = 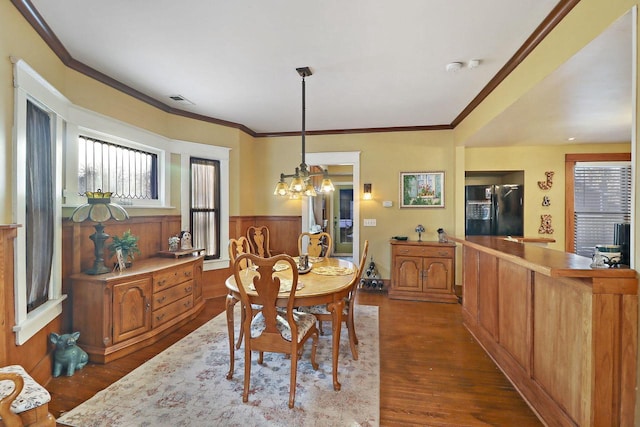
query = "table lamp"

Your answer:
(70, 190), (129, 274)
